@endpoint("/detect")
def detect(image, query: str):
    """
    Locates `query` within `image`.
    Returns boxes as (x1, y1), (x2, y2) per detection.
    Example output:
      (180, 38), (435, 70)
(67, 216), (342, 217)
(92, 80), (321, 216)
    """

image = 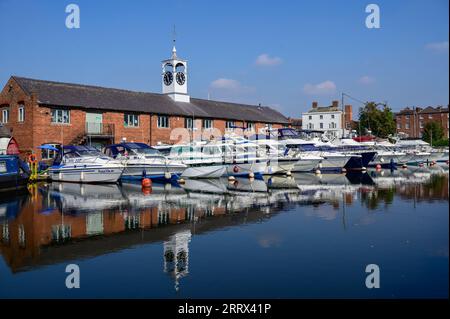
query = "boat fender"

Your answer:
(142, 178), (152, 188)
